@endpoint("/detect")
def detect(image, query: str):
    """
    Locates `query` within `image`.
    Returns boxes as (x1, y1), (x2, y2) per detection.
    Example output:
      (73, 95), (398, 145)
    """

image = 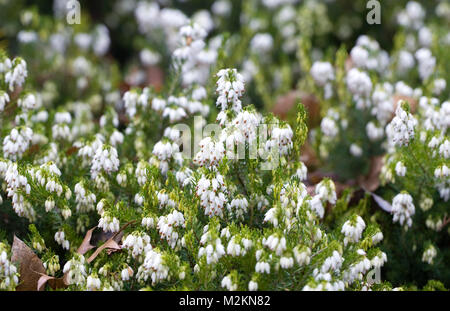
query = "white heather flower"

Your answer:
(123, 91), (139, 118)
(86, 274), (101, 291)
(0, 243), (19, 290)
(366, 121), (384, 141)
(226, 237), (242, 257)
(74, 182), (97, 213)
(98, 214), (120, 233)
(216, 68), (245, 112)
(116, 172), (127, 187)
(232, 110), (261, 142)
(196, 173), (228, 217)
(153, 140), (178, 161)
(266, 125), (294, 156)
(45, 198), (55, 212)
(93, 25), (110, 56)
(162, 105), (187, 123)
(175, 167), (193, 186)
(133, 193), (144, 207)
(109, 130), (124, 146)
(227, 197), (248, 220)
(395, 161), (407, 177)
(198, 228), (226, 265)
(250, 33), (273, 54)
(263, 234), (286, 256)
(141, 216), (155, 229)
(310, 61), (334, 87)
(90, 145), (119, 179)
(54, 230), (70, 250)
(397, 50), (415, 74)
(192, 86), (207, 101)
(397, 1), (425, 30)
(221, 275), (237, 291)
(248, 280), (258, 291)
(439, 140), (449, 159)
(341, 216), (366, 245)
(280, 256), (294, 269)
(317, 251), (343, 277)
(121, 267), (133, 281)
(433, 79), (447, 96)
(434, 165), (449, 179)
(194, 137), (225, 167)
(52, 123), (71, 141)
(422, 245), (437, 265)
(349, 144), (363, 157)
(387, 104), (417, 146)
(294, 247), (311, 266)
(420, 195), (434, 212)
(137, 249), (170, 285)
(350, 45), (369, 68)
(157, 210), (185, 249)
(5, 58), (27, 91)
(320, 117), (339, 138)
(295, 162), (308, 181)
(315, 179), (337, 205)
(0, 91), (10, 111)
(371, 252), (387, 270)
(212, 0), (232, 16)
(308, 196), (325, 219)
(18, 93), (39, 111)
(135, 161), (148, 186)
(123, 232), (152, 259)
(2, 127), (33, 161)
(415, 48), (436, 81)
(346, 68), (372, 99)
(63, 254), (86, 286)
(392, 192), (415, 227)
(255, 261), (270, 274)
(152, 97), (166, 111)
